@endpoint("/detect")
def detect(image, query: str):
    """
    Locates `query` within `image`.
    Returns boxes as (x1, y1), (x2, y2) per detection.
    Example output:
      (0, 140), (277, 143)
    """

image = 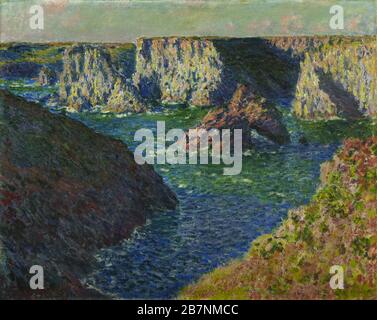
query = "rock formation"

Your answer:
(1, 37), (375, 120)
(38, 66), (57, 86)
(132, 37), (299, 107)
(59, 45), (144, 113)
(290, 37), (377, 120)
(189, 84), (290, 148)
(0, 90), (177, 298)
(133, 37), (237, 106)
